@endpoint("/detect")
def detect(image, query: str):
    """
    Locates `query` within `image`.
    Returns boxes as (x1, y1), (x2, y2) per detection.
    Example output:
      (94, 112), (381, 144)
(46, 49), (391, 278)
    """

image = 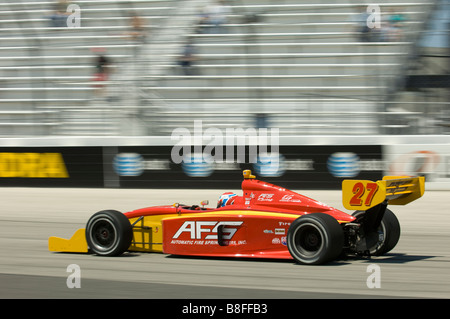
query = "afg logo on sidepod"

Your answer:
(113, 153), (144, 176)
(327, 152), (360, 178)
